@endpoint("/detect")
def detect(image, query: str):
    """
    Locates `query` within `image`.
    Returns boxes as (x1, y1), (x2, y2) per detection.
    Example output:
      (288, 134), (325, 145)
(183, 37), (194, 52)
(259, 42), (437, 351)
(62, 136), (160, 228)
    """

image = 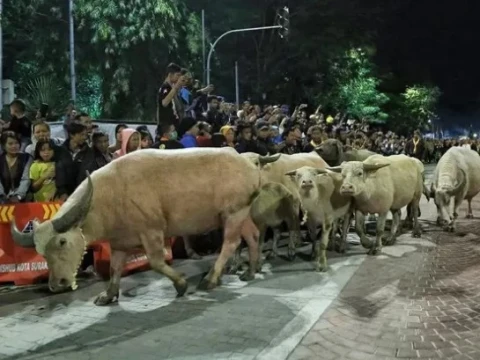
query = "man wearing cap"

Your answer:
(255, 119), (276, 155)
